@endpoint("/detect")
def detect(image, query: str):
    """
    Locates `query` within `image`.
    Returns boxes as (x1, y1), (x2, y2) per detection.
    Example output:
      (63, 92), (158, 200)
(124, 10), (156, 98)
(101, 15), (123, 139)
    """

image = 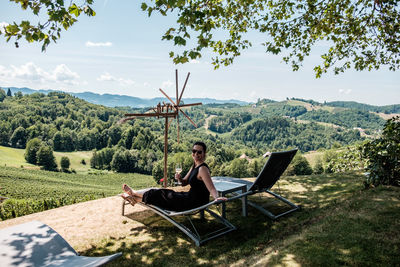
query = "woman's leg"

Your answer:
(120, 193), (138, 206)
(122, 184), (143, 202)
